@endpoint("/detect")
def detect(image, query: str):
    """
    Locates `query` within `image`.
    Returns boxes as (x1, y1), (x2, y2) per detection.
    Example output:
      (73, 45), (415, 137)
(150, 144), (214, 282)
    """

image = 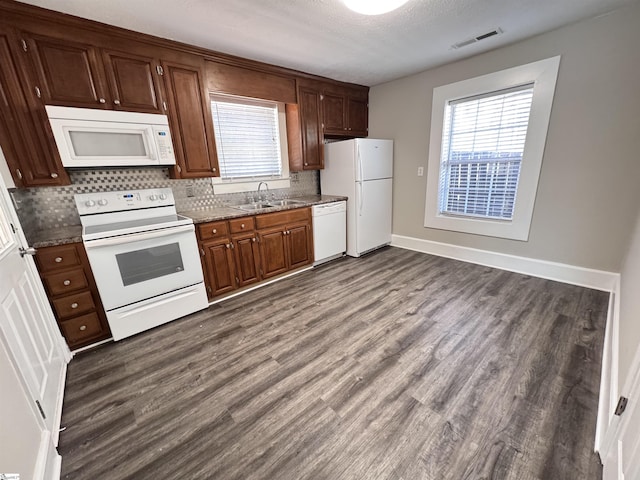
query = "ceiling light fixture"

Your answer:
(343, 0), (410, 15)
